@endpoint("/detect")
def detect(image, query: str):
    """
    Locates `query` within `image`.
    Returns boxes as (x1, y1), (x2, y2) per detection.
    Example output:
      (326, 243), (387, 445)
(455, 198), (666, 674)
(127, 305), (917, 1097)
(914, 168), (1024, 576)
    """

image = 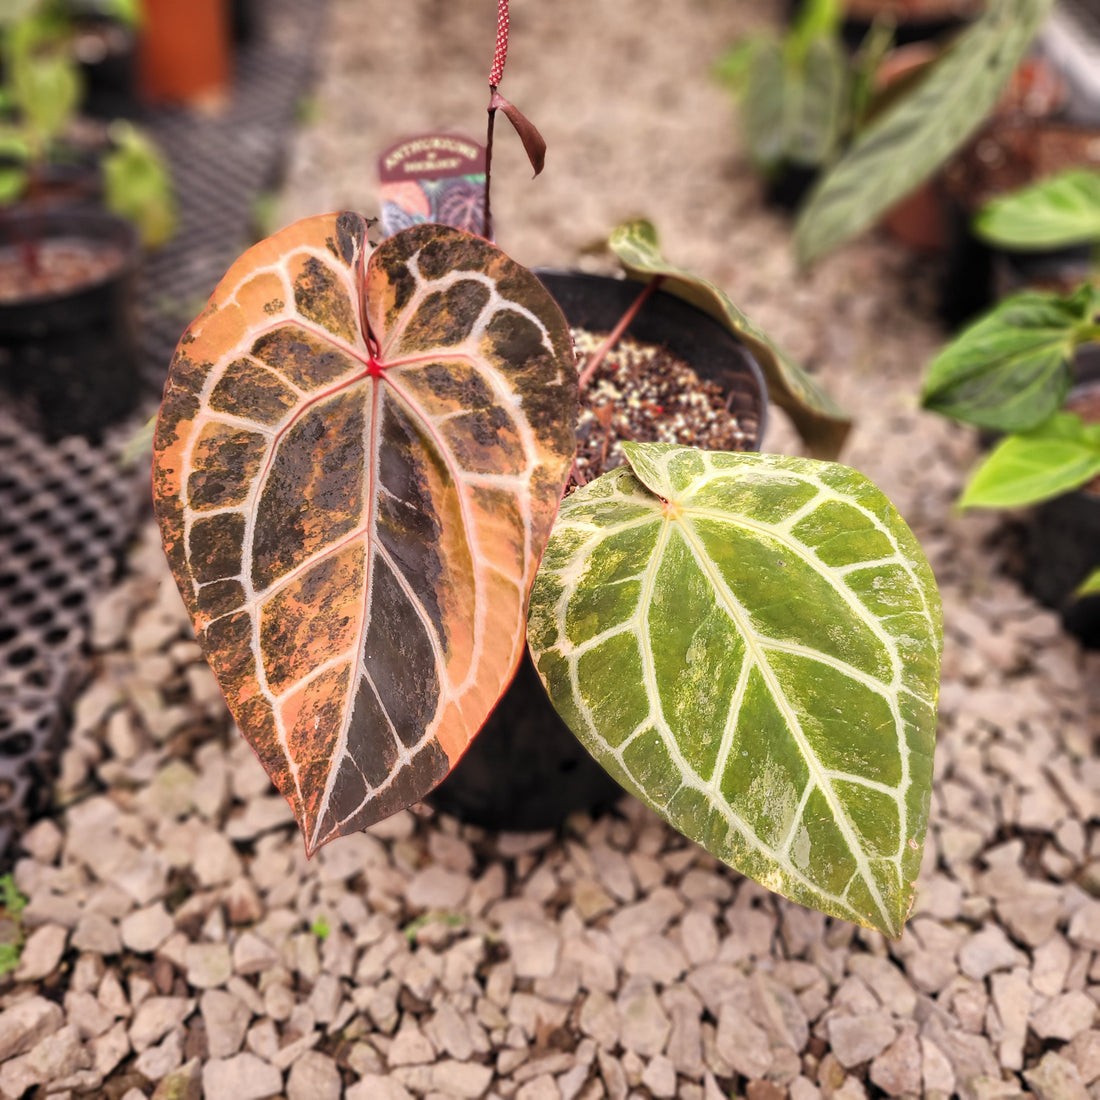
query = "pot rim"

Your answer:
(0, 207), (140, 308)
